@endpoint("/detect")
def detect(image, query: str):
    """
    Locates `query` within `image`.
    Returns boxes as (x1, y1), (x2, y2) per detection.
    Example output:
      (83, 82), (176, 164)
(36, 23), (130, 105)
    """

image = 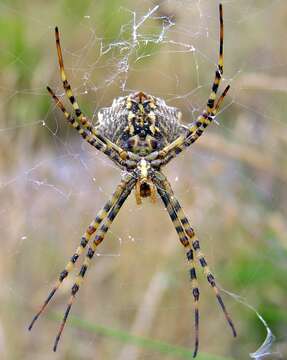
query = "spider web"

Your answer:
(0, 0), (286, 359)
